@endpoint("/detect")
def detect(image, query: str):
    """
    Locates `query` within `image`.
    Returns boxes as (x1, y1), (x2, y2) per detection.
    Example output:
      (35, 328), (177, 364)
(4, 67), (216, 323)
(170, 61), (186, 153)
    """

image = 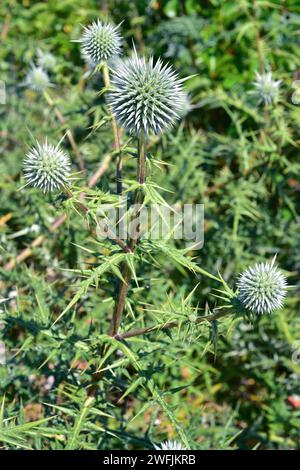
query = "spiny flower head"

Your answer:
(37, 49), (56, 71)
(108, 51), (186, 136)
(77, 19), (122, 65)
(24, 65), (53, 92)
(237, 257), (288, 315)
(24, 139), (71, 193)
(154, 440), (187, 450)
(252, 71), (281, 105)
